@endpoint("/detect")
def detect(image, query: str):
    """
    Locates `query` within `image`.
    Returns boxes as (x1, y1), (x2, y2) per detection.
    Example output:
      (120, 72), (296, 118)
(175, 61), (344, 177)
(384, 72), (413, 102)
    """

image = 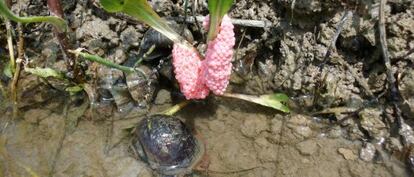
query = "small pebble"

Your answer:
(293, 126), (313, 138)
(360, 143), (376, 162)
(296, 140), (318, 155)
(154, 89), (172, 105)
(338, 148), (358, 160)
